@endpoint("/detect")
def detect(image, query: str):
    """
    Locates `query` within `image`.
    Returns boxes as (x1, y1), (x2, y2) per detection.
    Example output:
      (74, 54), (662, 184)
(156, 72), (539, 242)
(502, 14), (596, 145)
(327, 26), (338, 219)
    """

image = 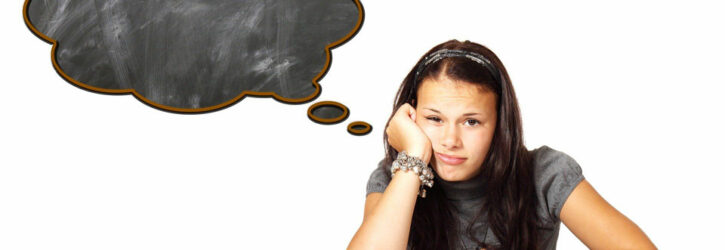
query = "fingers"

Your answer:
(398, 103), (416, 121)
(386, 104), (418, 152)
